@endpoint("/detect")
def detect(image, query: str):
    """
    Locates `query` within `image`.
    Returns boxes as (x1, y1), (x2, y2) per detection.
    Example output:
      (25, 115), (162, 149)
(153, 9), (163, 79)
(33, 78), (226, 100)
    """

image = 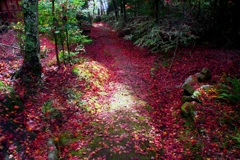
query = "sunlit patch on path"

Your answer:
(108, 82), (146, 111)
